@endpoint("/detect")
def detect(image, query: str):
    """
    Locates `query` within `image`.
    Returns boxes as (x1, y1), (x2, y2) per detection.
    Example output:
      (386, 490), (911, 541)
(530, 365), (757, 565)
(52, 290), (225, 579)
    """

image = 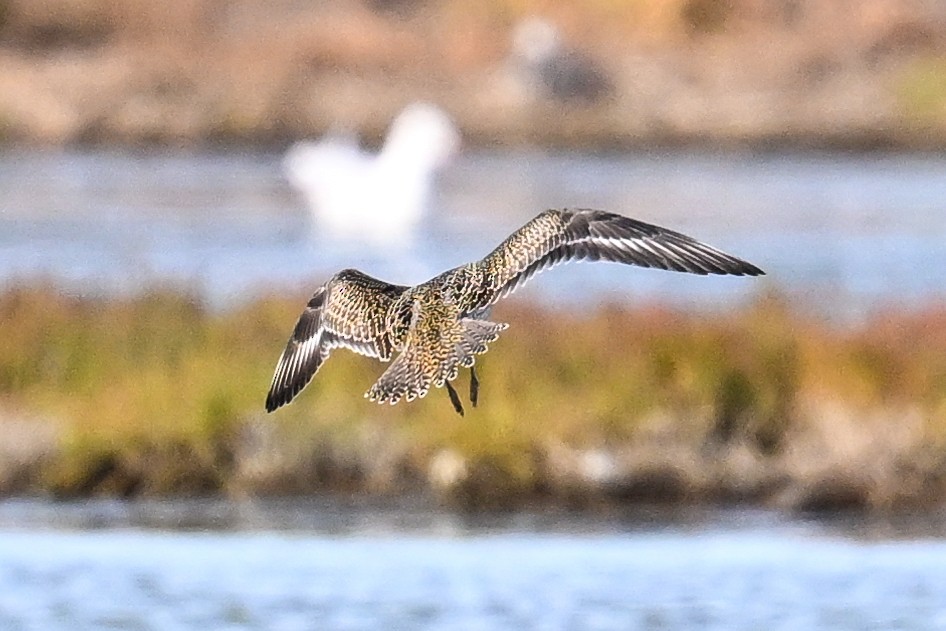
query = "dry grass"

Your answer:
(2, 283), (946, 512)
